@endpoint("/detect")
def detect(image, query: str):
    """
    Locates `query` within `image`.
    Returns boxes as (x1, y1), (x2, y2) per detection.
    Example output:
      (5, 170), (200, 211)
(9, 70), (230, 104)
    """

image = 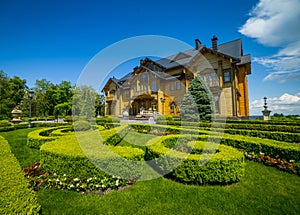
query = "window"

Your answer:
(205, 74), (211, 86)
(133, 86), (137, 92)
(214, 96), (220, 113)
(211, 73), (218, 86)
(176, 81), (181, 90)
(223, 71), (231, 83)
(125, 90), (130, 98)
(170, 82), (175, 91)
(151, 81), (157, 92)
(140, 73), (148, 82)
(148, 64), (153, 70)
(170, 103), (175, 113)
